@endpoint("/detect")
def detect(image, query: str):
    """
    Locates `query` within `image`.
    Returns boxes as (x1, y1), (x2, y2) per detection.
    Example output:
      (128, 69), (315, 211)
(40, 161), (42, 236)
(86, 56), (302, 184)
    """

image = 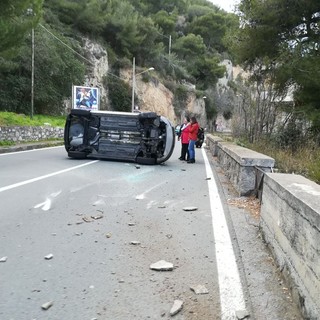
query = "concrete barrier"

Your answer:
(260, 173), (320, 319)
(206, 135), (275, 196)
